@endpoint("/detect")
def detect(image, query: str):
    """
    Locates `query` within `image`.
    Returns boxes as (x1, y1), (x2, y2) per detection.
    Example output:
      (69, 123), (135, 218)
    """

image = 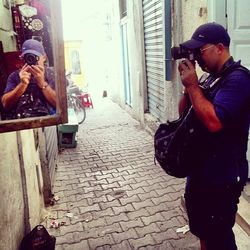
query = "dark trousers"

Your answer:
(185, 183), (242, 250)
